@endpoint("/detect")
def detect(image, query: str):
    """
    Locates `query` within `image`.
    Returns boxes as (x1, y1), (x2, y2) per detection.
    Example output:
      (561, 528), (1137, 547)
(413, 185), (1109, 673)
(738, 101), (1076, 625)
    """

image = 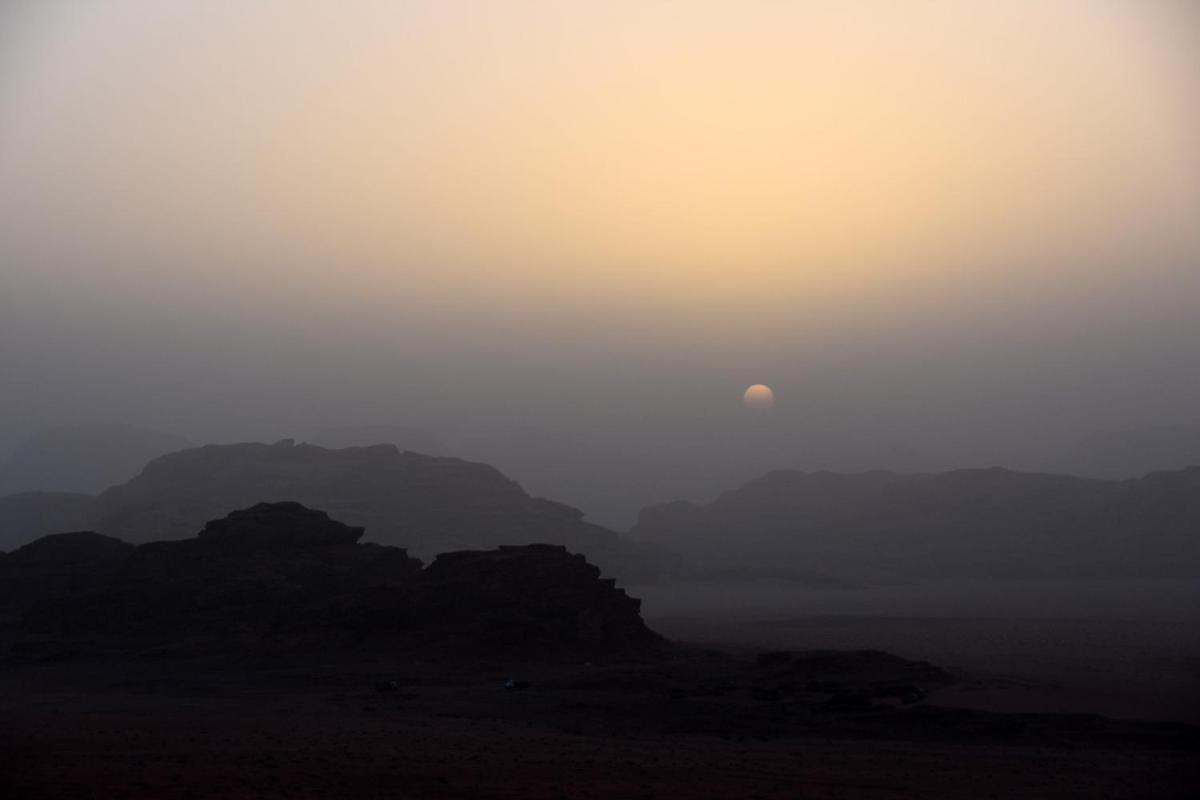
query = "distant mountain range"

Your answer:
(631, 467), (1200, 581)
(6, 421), (1198, 532)
(2, 424), (1198, 586)
(1059, 425), (1200, 479)
(0, 439), (670, 582)
(456, 429), (944, 531)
